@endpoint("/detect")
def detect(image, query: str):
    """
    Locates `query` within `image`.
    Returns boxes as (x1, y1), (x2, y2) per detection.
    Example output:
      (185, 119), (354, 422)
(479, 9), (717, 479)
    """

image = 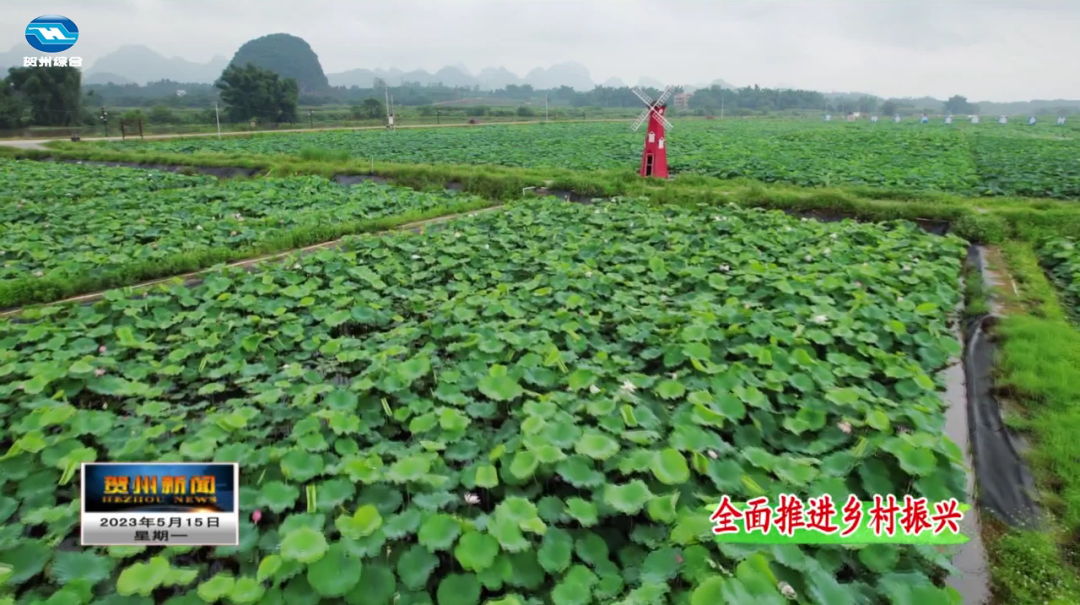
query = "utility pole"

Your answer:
(309, 109), (314, 129)
(214, 102), (221, 137)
